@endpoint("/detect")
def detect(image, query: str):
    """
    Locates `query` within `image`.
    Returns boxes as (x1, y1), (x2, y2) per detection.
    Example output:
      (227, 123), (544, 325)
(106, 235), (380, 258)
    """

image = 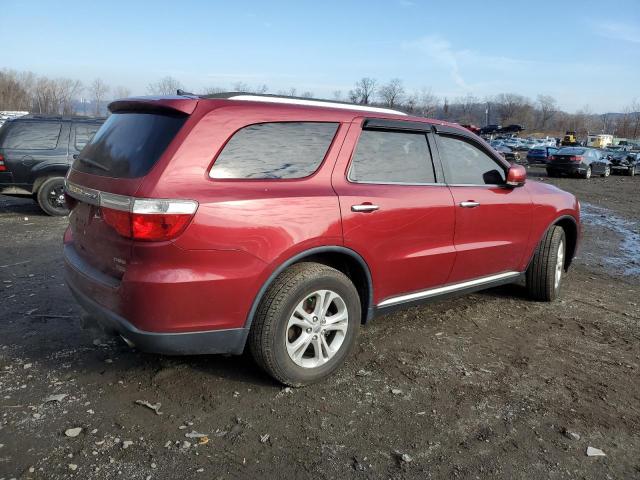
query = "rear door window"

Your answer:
(348, 130), (436, 183)
(210, 122), (339, 179)
(436, 135), (506, 185)
(74, 124), (101, 151)
(3, 121), (62, 150)
(73, 112), (186, 178)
